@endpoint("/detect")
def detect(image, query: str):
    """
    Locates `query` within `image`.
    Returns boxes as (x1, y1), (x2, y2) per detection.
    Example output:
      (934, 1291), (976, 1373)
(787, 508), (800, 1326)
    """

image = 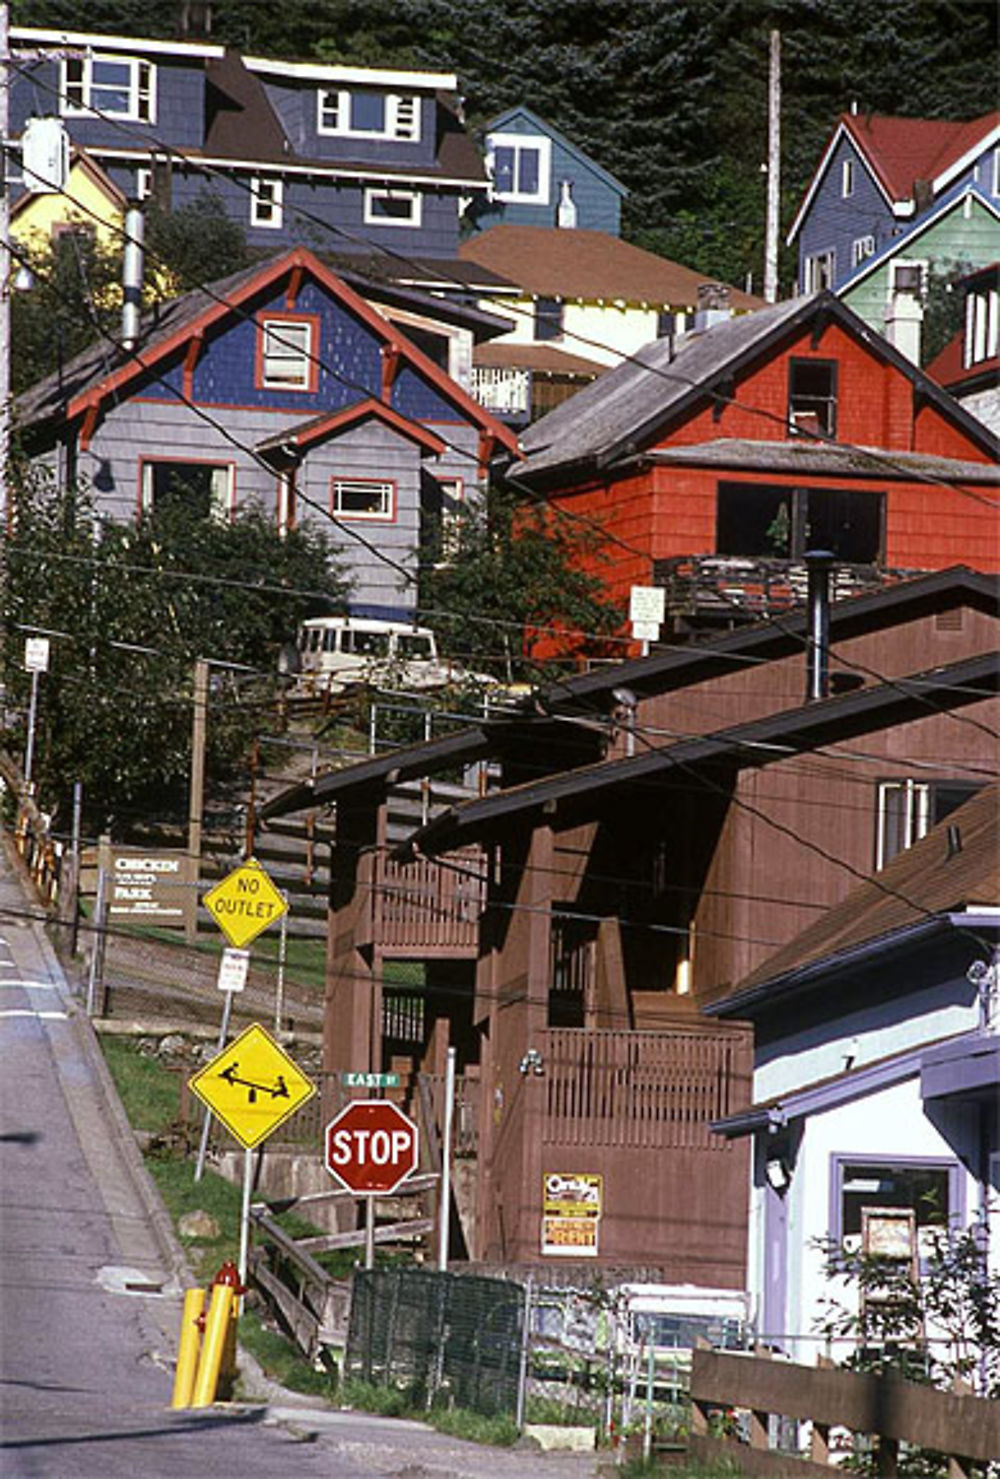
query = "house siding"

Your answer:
(480, 110), (624, 234)
(797, 135), (899, 294)
(10, 53), (207, 155)
(260, 80), (438, 170)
